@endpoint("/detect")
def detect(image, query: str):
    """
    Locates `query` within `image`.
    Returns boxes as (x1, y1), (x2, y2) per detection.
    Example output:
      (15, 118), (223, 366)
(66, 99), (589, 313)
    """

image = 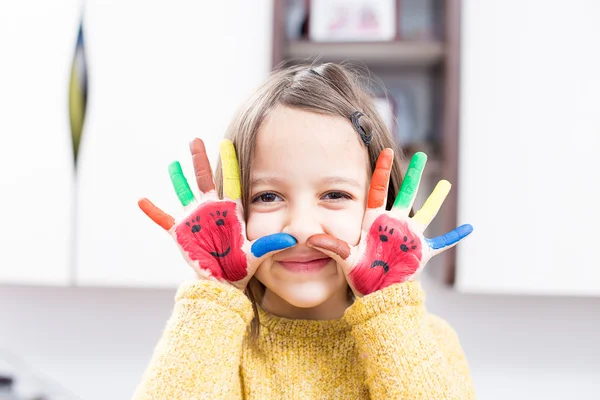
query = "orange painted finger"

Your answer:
(190, 138), (215, 193)
(307, 234), (351, 260)
(367, 148), (394, 209)
(138, 198), (175, 231)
